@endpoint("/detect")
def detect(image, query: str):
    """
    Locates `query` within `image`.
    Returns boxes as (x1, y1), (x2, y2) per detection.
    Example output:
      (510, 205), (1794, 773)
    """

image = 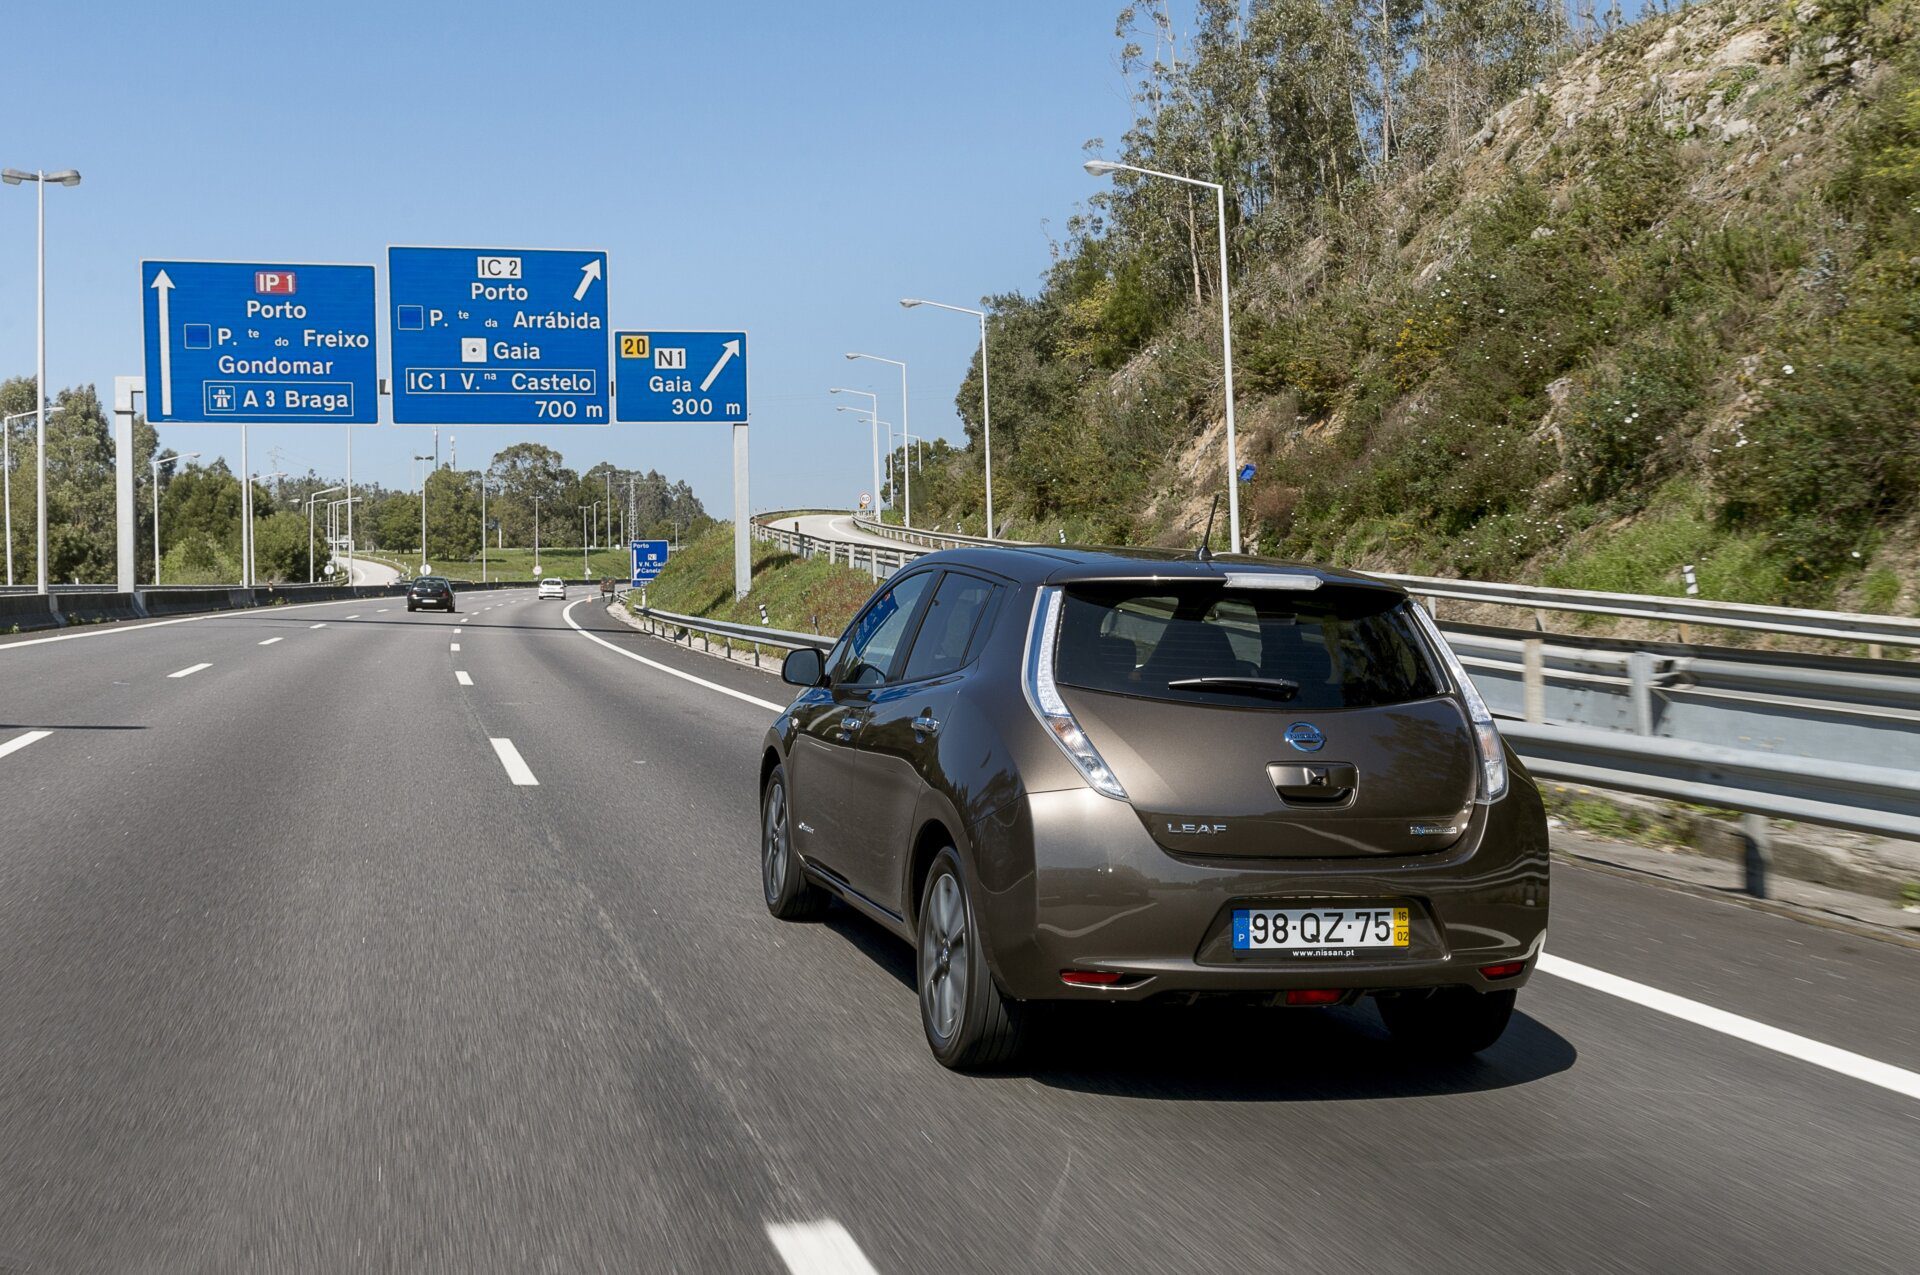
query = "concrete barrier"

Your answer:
(0, 594), (60, 632)
(53, 592), (144, 625)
